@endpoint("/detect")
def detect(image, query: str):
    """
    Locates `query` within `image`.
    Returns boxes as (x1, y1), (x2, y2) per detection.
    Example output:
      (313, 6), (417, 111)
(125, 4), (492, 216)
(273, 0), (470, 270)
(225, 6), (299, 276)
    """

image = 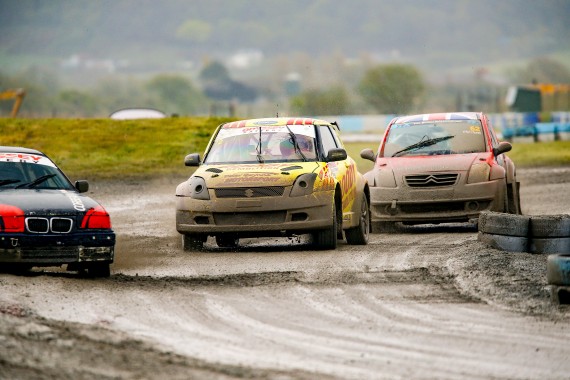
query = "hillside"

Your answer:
(1, 0), (569, 79)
